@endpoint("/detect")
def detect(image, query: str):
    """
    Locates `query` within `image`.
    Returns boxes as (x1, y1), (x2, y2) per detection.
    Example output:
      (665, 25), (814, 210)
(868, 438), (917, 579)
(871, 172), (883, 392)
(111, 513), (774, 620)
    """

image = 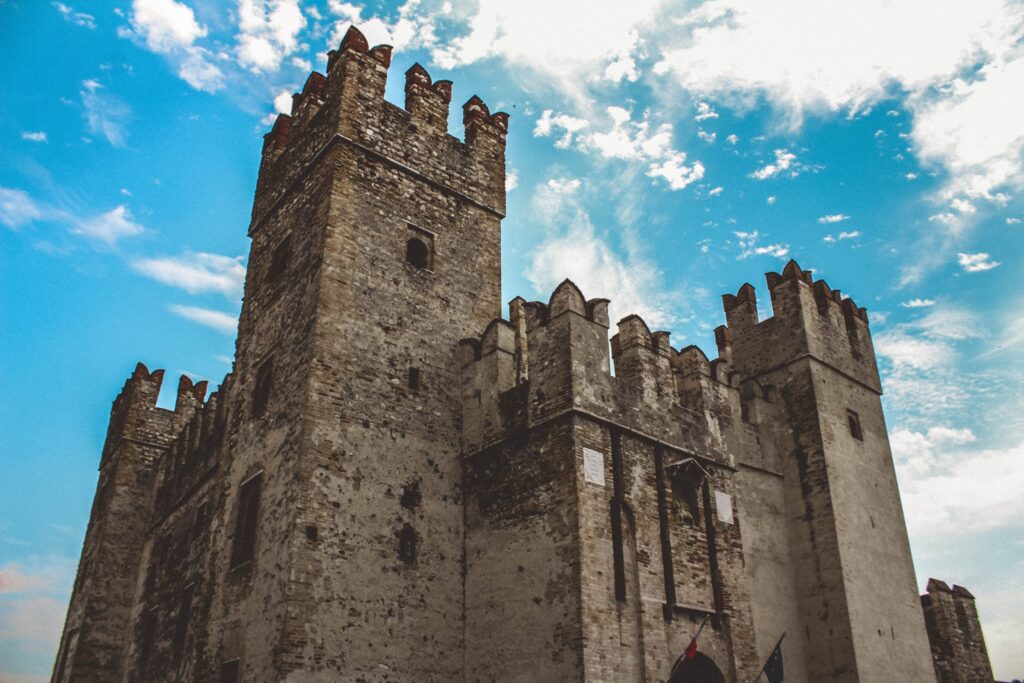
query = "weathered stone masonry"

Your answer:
(53, 25), (992, 683)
